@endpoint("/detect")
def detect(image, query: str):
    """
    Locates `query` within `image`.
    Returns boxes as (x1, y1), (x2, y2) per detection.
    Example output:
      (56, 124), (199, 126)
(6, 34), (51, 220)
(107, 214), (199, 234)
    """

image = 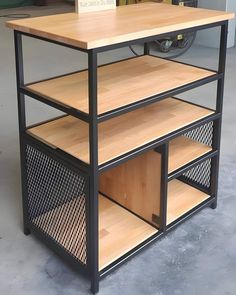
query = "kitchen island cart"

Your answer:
(6, 3), (234, 293)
